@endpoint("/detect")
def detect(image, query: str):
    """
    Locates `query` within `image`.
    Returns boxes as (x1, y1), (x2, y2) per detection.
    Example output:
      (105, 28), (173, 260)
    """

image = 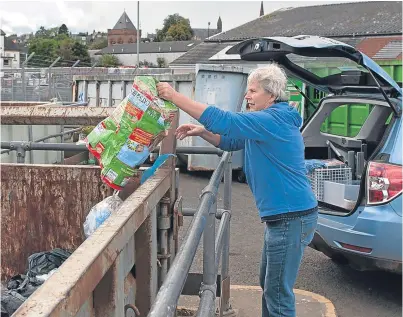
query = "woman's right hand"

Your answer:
(175, 124), (206, 140)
